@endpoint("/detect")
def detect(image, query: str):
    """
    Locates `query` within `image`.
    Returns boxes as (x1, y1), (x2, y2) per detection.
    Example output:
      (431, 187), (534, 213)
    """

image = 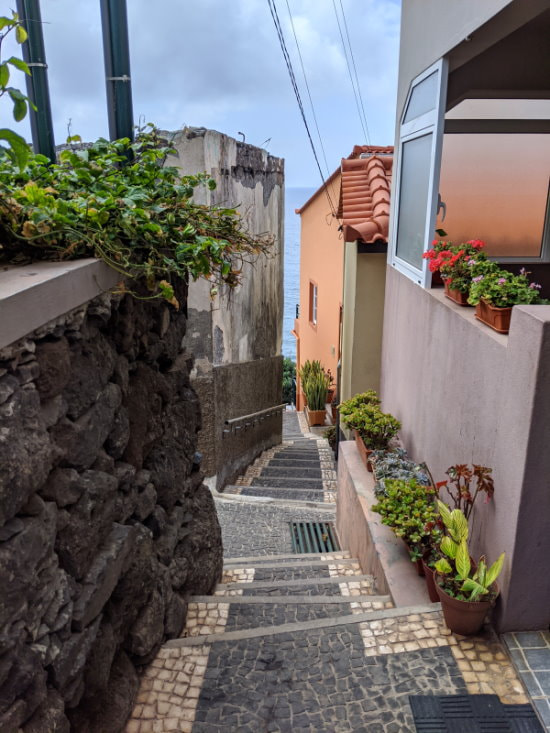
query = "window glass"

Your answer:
(403, 71), (438, 123)
(309, 283), (318, 325)
(395, 133), (433, 269)
(438, 133), (550, 258)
